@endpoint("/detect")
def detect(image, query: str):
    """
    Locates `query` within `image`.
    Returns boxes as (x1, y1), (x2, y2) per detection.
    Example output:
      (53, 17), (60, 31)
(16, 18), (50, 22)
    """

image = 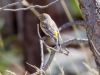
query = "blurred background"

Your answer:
(0, 0), (97, 75)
